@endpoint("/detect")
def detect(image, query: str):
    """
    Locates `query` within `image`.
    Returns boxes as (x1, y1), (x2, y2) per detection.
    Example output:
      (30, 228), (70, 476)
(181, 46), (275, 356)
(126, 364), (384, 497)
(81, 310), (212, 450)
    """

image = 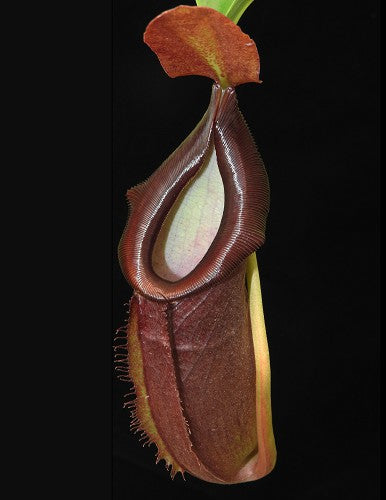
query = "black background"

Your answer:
(113, 1), (379, 499)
